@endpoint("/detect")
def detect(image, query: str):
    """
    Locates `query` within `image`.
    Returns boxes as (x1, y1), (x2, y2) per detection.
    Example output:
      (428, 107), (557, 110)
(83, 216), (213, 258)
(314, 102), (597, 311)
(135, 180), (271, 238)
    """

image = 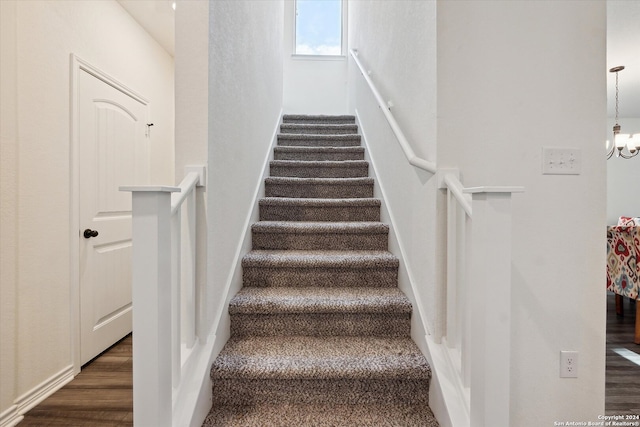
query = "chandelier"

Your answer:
(607, 66), (639, 159)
